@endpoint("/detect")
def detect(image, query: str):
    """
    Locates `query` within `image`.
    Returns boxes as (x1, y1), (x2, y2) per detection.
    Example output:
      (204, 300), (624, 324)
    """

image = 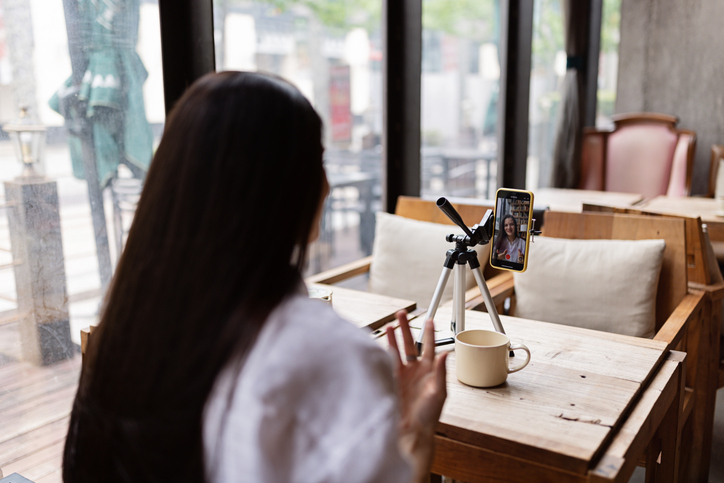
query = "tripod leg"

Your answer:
(453, 263), (466, 333)
(470, 266), (506, 334)
(415, 265), (453, 352)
